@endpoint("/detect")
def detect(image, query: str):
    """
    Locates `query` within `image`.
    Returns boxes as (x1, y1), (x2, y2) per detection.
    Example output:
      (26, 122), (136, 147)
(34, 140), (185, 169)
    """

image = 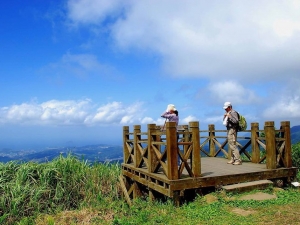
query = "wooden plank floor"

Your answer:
(172, 157), (297, 190)
(199, 157), (269, 177)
